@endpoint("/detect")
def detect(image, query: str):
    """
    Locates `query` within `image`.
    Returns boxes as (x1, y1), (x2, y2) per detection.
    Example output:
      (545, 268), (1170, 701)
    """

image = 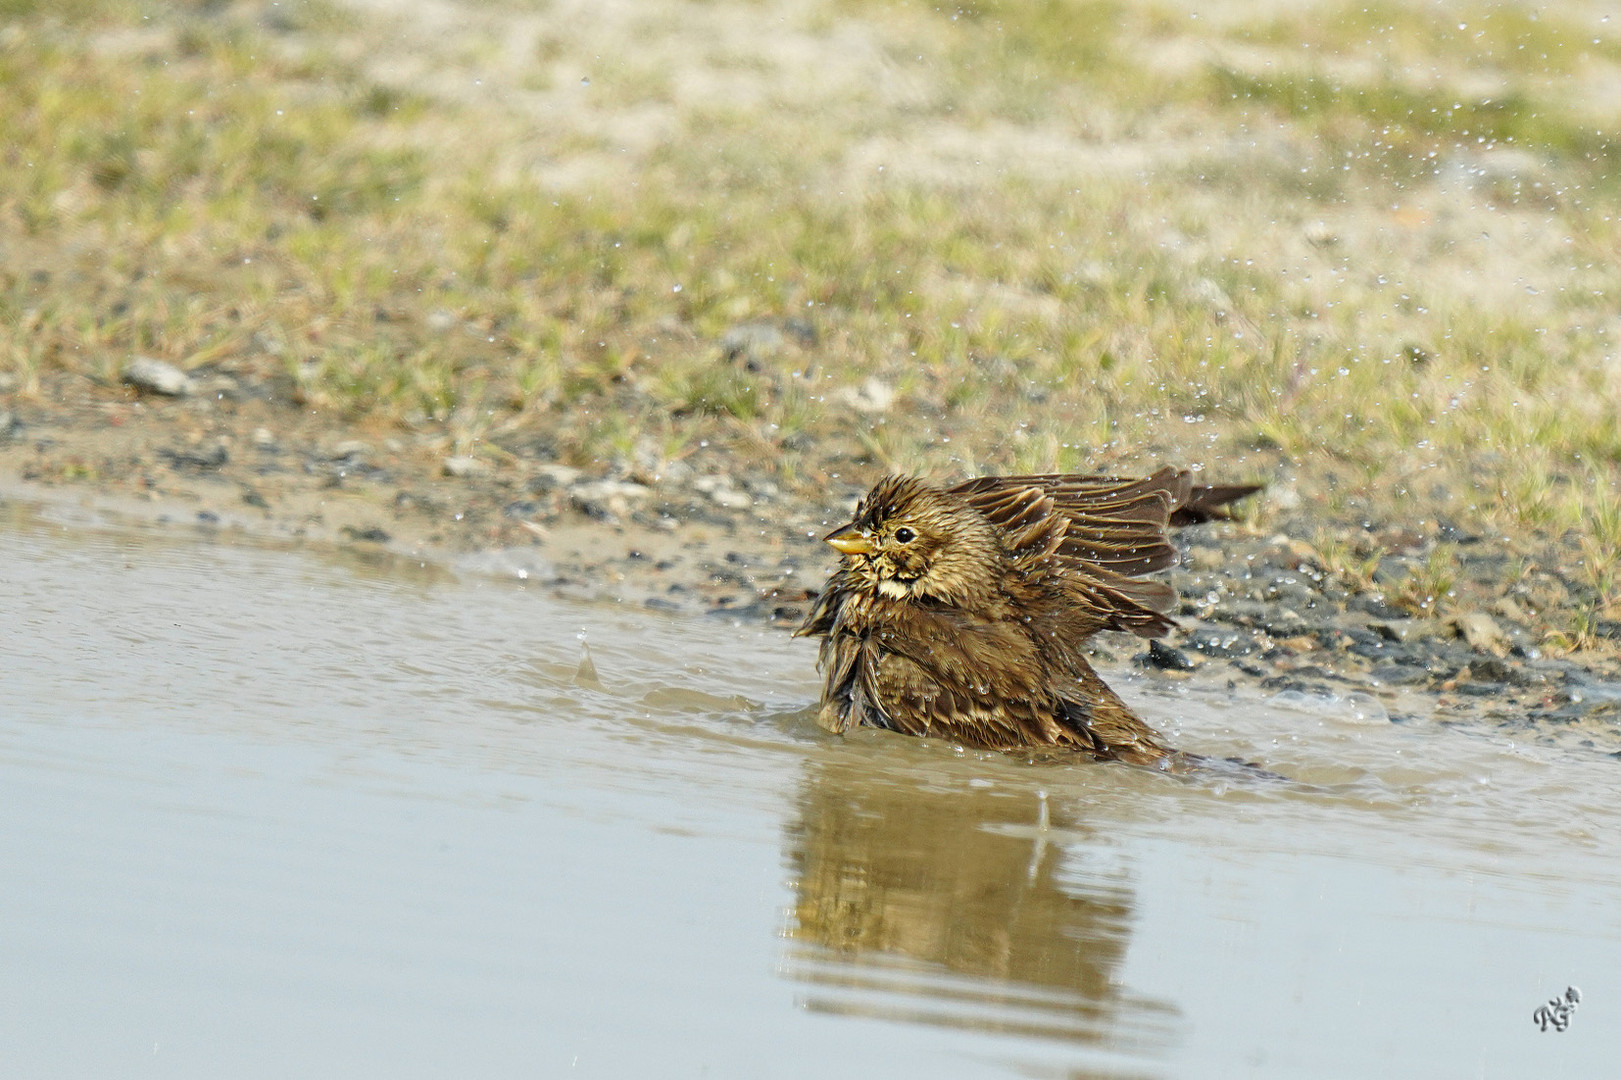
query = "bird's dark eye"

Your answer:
(893, 526), (916, 544)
